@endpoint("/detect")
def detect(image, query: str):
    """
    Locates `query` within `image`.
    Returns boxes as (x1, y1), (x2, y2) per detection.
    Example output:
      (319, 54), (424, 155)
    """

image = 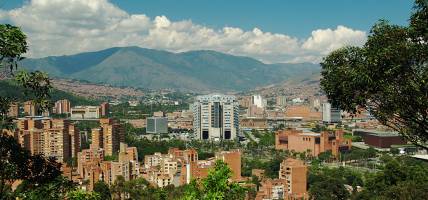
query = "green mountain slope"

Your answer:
(0, 80), (97, 105)
(22, 46), (320, 92)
